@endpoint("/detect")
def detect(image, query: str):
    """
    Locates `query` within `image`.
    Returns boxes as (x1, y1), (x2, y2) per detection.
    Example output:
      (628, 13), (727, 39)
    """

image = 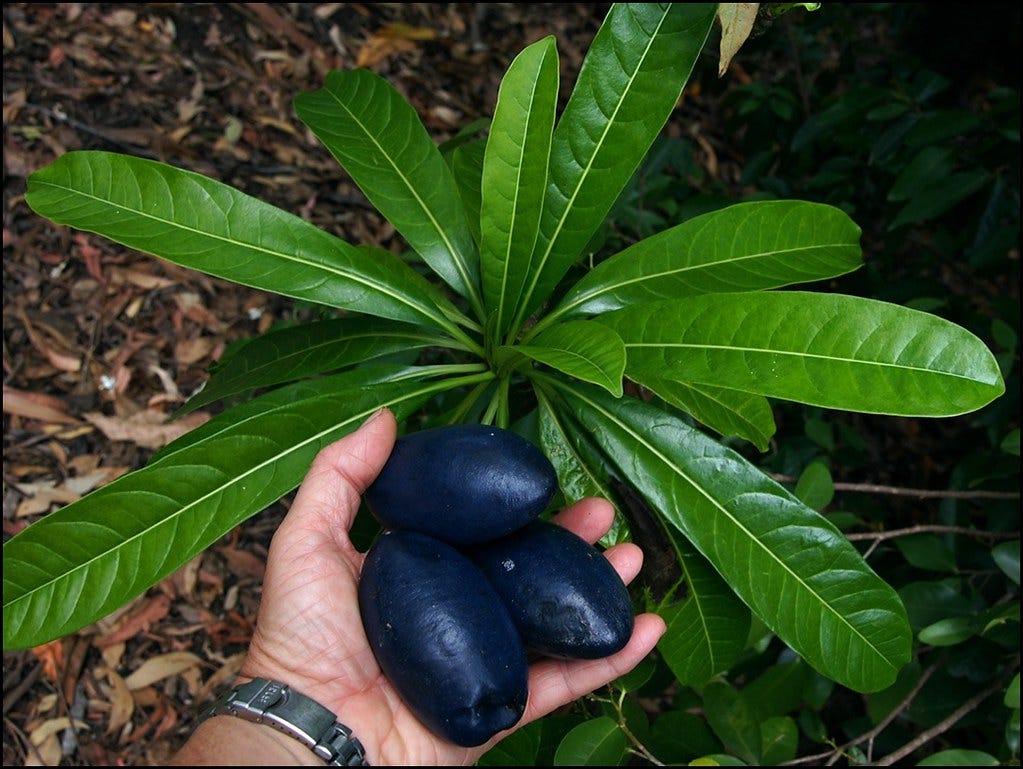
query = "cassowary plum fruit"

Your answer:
(358, 529), (528, 747)
(364, 424), (557, 545)
(467, 519), (634, 659)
